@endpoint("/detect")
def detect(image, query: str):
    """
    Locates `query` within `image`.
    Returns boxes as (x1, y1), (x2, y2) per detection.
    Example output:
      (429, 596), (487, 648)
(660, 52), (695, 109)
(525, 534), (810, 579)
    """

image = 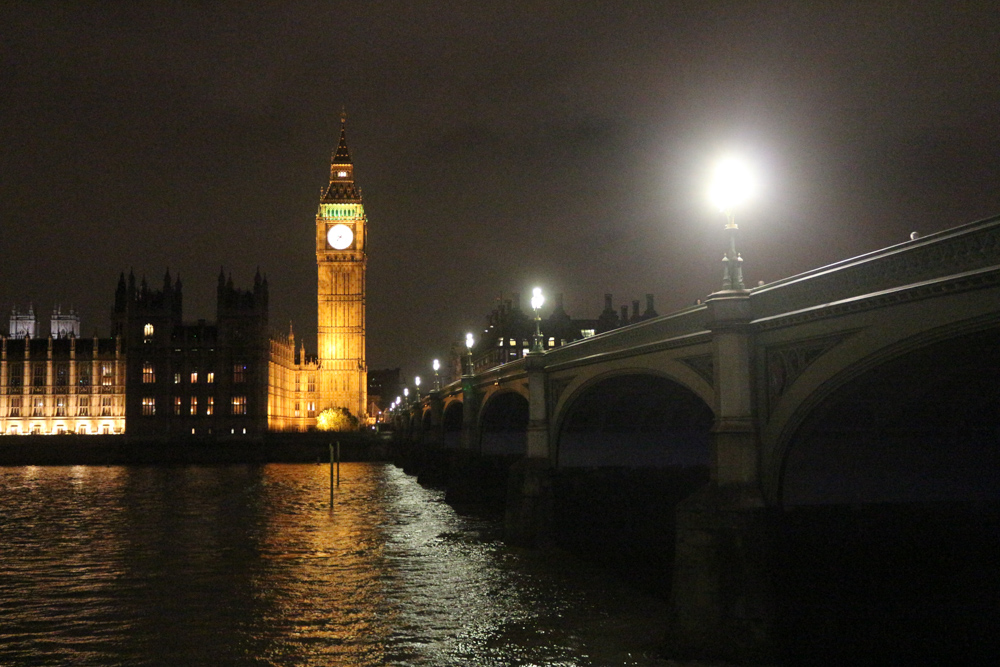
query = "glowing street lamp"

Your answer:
(432, 358), (441, 390)
(414, 376), (421, 399)
(465, 333), (474, 375)
(709, 156), (755, 291)
(403, 387), (409, 406)
(530, 287), (545, 353)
